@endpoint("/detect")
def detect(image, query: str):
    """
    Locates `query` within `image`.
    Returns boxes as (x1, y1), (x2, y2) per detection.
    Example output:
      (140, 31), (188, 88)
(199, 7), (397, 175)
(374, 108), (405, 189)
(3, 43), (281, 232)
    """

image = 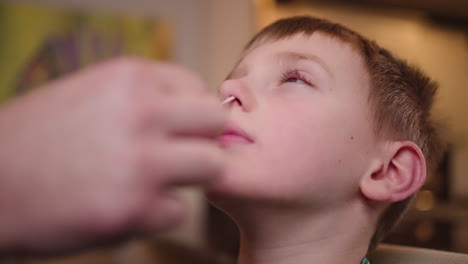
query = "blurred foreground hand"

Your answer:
(0, 57), (225, 255)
